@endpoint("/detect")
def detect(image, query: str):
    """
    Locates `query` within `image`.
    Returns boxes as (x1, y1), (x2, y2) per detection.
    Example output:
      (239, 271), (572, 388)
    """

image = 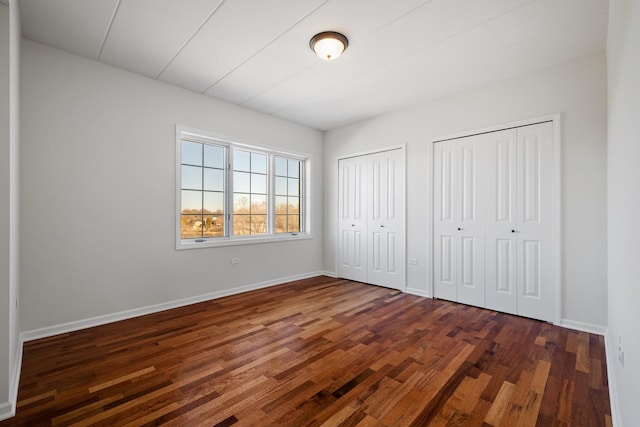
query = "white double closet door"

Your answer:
(433, 122), (554, 322)
(338, 149), (405, 291)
